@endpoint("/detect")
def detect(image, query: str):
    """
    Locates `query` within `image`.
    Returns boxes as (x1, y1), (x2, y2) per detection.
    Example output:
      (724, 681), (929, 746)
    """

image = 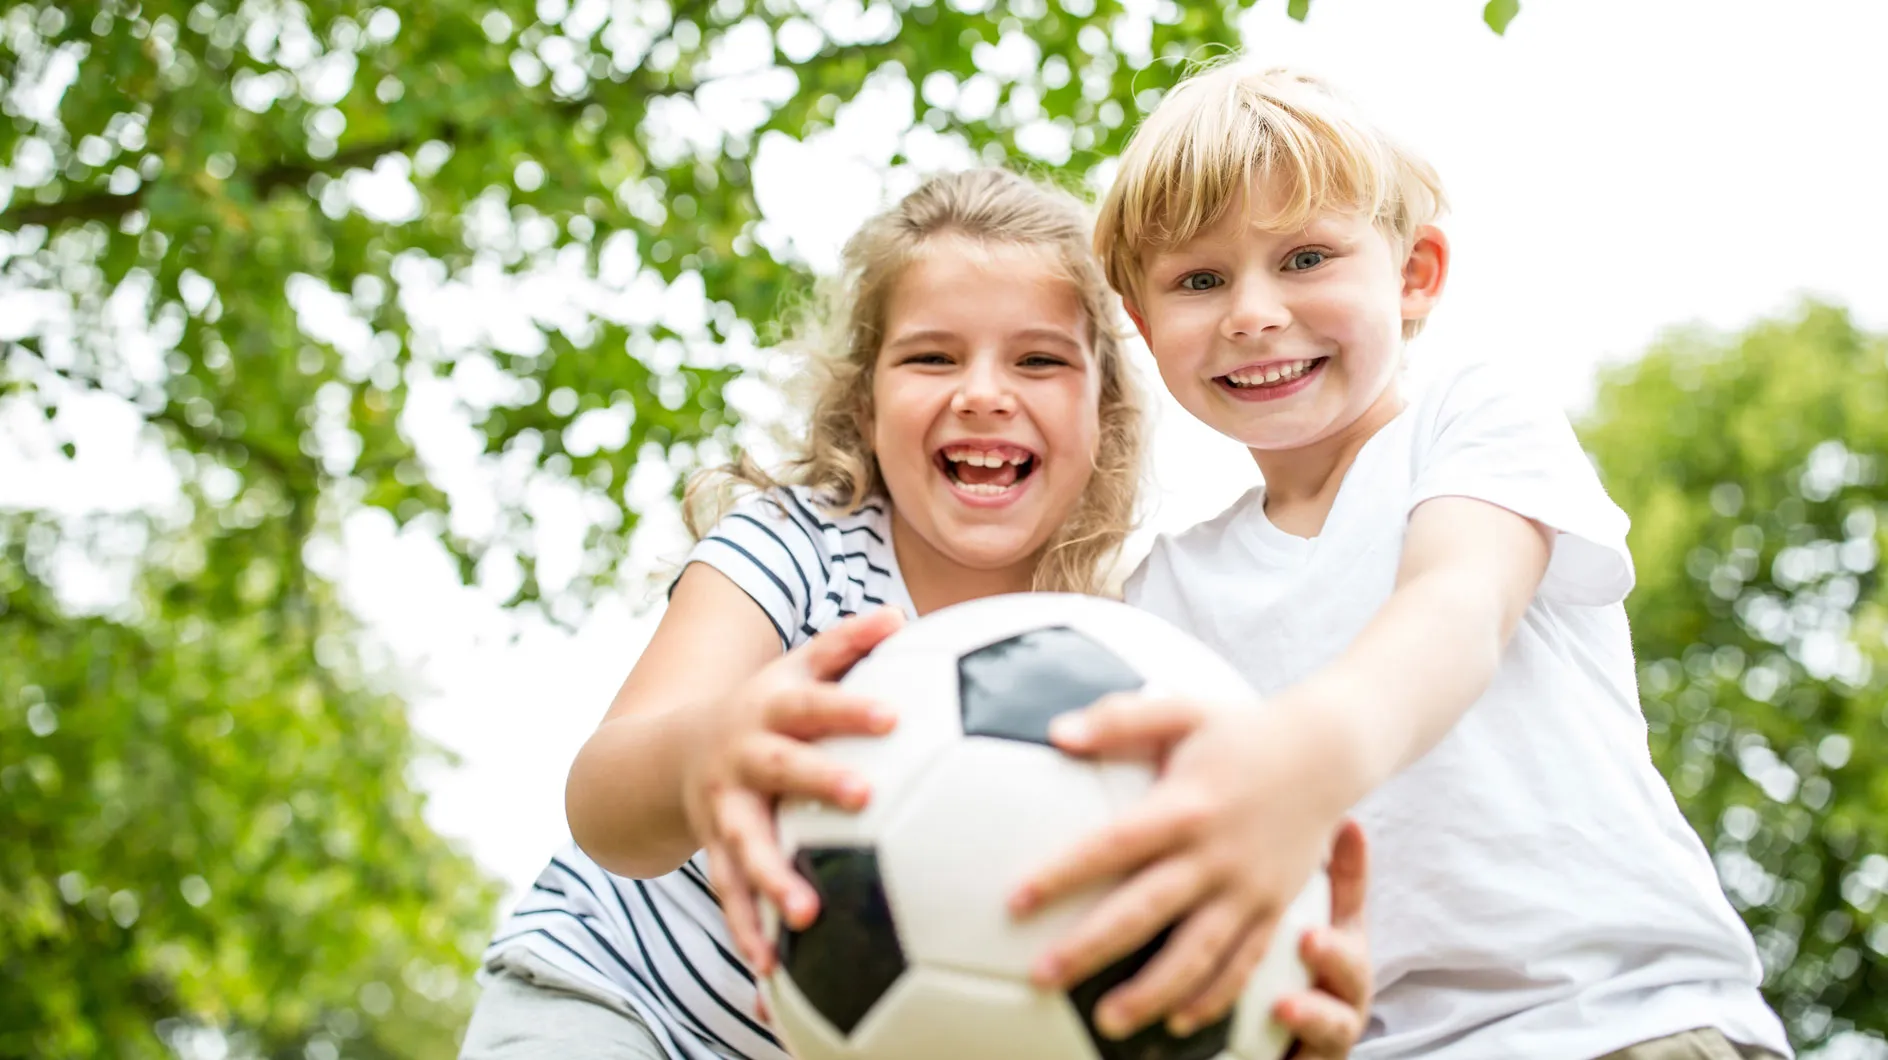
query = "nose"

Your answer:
(951, 356), (1017, 417)
(1221, 276), (1290, 342)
